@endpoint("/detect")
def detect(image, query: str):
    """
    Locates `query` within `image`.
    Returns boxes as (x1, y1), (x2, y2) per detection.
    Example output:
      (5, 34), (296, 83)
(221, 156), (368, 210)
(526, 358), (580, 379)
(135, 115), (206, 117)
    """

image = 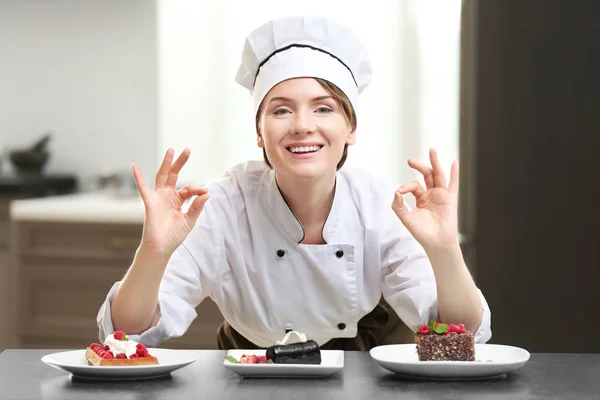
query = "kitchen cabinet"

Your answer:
(0, 174), (77, 351)
(0, 199), (13, 351)
(12, 219), (224, 350)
